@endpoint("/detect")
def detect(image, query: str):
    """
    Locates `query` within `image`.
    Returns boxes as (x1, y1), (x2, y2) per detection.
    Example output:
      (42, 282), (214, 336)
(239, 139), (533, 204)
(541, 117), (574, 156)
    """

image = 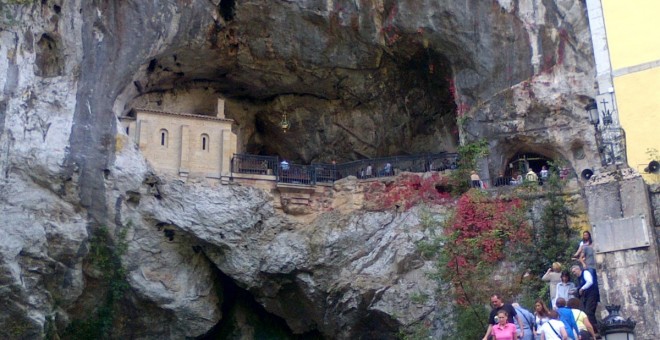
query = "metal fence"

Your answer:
(329, 153), (458, 180)
(278, 164), (315, 185)
(231, 154), (279, 176)
(231, 152), (459, 185)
